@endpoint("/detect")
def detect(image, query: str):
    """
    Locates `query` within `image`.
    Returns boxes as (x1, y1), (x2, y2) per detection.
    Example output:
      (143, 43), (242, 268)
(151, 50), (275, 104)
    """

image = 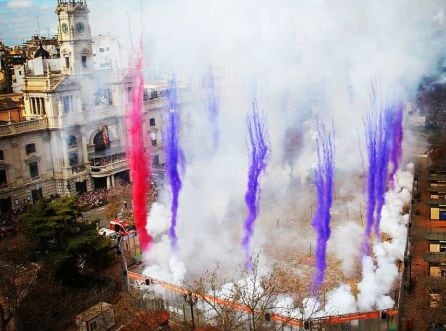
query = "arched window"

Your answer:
(68, 151), (78, 166)
(67, 135), (77, 147)
(93, 131), (108, 152)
